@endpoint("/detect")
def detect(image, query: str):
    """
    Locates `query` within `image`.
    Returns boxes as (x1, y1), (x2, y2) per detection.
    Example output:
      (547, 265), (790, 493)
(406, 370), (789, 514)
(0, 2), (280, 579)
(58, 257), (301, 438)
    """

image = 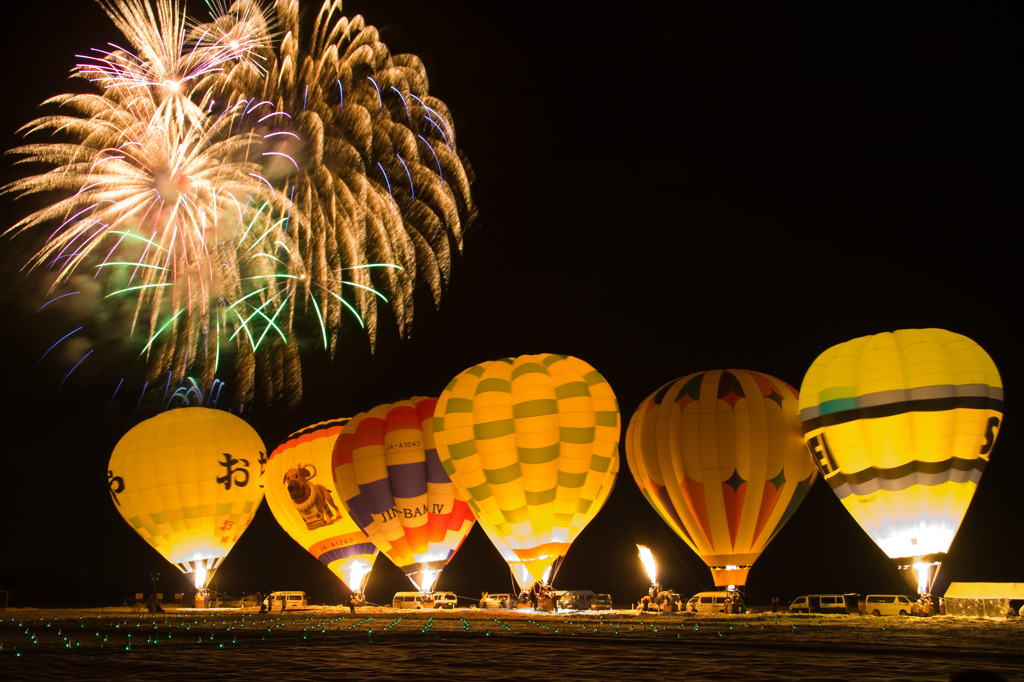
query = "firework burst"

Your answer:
(3, 0), (476, 410)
